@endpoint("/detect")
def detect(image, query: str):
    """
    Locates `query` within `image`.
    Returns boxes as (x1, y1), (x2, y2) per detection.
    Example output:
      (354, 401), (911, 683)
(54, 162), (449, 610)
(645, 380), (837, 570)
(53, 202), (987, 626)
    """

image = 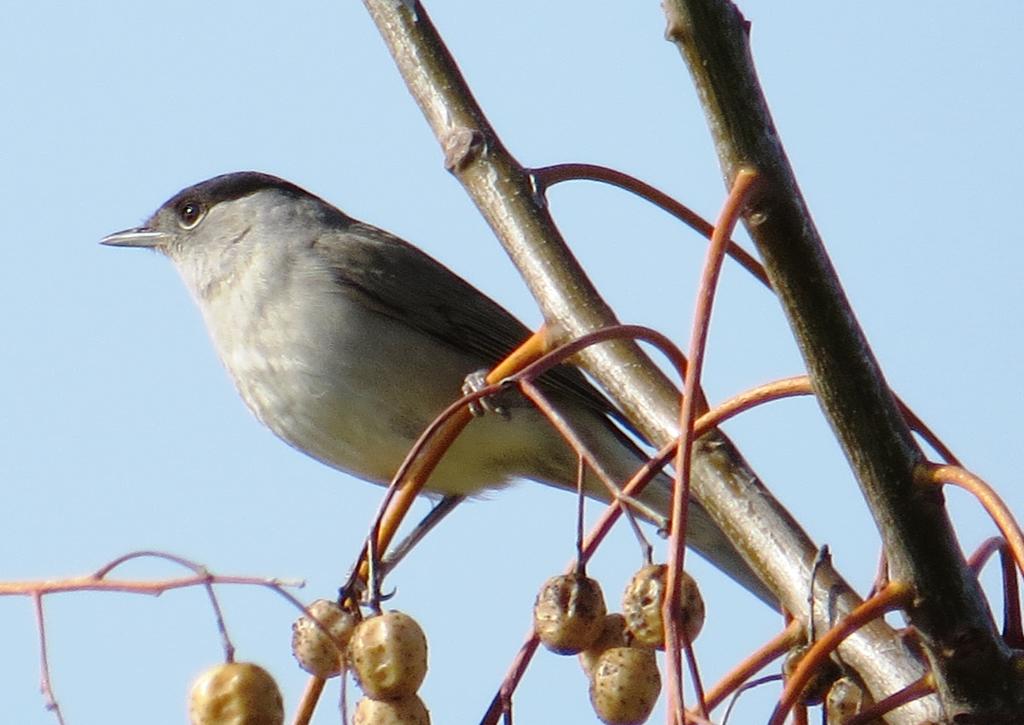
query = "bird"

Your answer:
(102, 171), (769, 601)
